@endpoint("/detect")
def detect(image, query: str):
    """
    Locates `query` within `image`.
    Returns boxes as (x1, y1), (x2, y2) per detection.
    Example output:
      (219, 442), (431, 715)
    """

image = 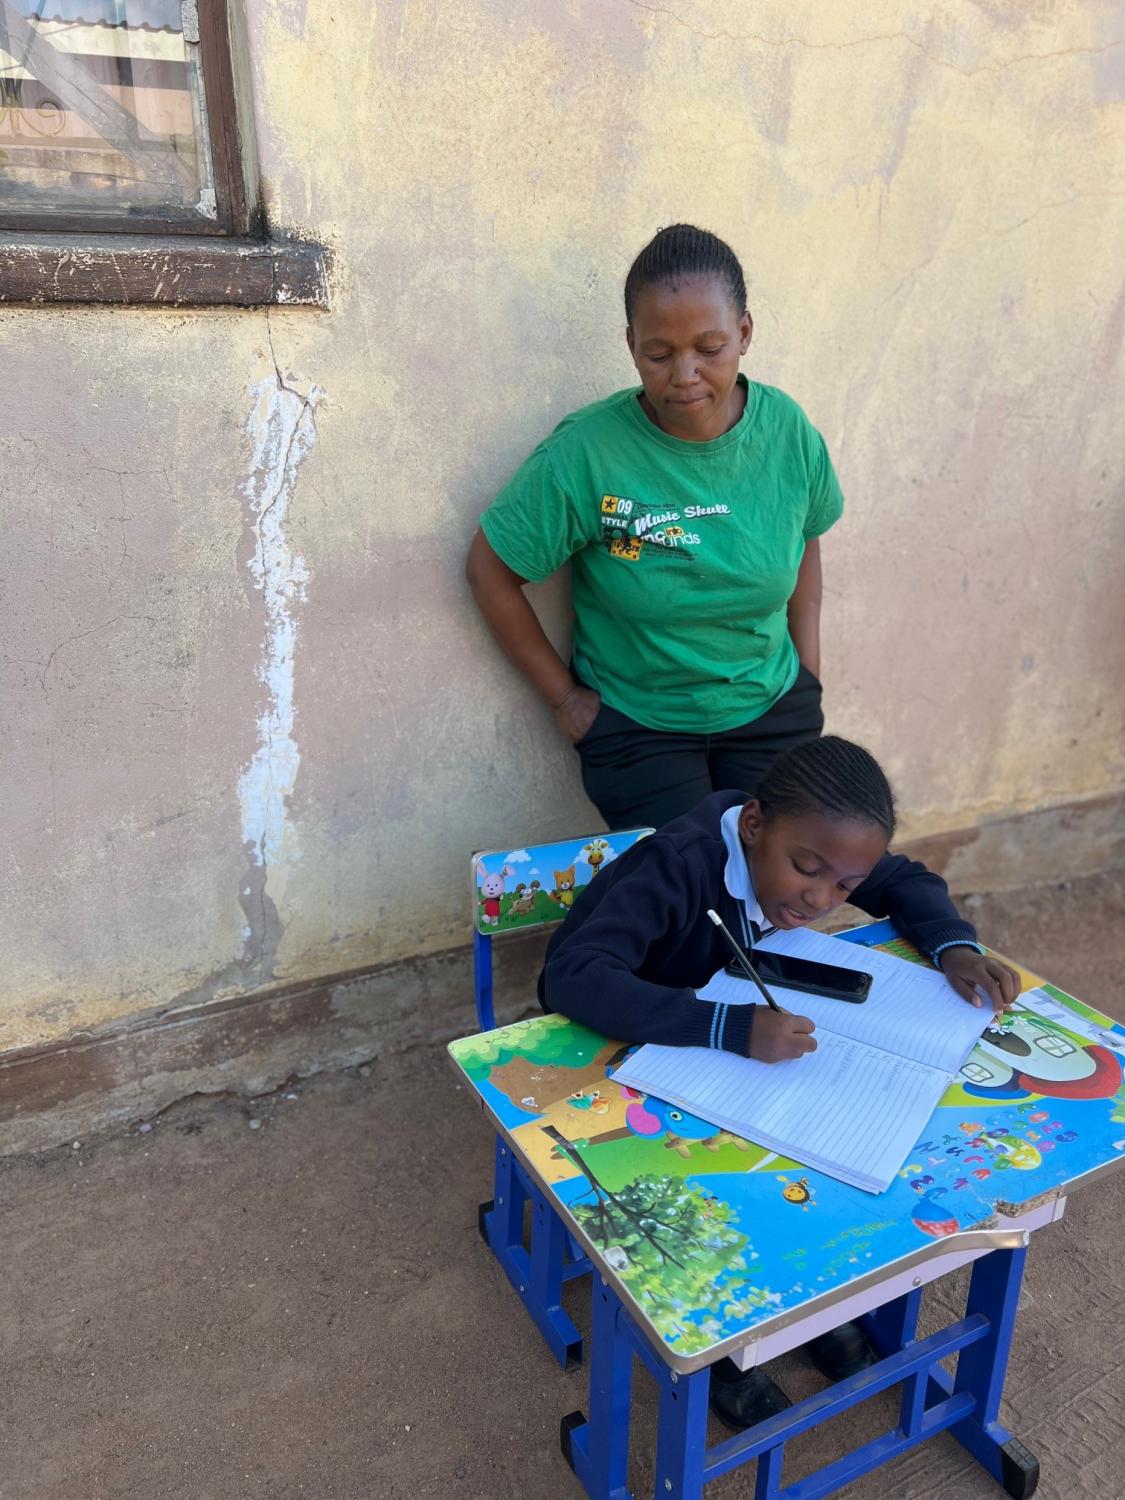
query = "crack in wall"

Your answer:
(38, 615), (157, 693)
(238, 325), (323, 983)
(620, 0), (1123, 79)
